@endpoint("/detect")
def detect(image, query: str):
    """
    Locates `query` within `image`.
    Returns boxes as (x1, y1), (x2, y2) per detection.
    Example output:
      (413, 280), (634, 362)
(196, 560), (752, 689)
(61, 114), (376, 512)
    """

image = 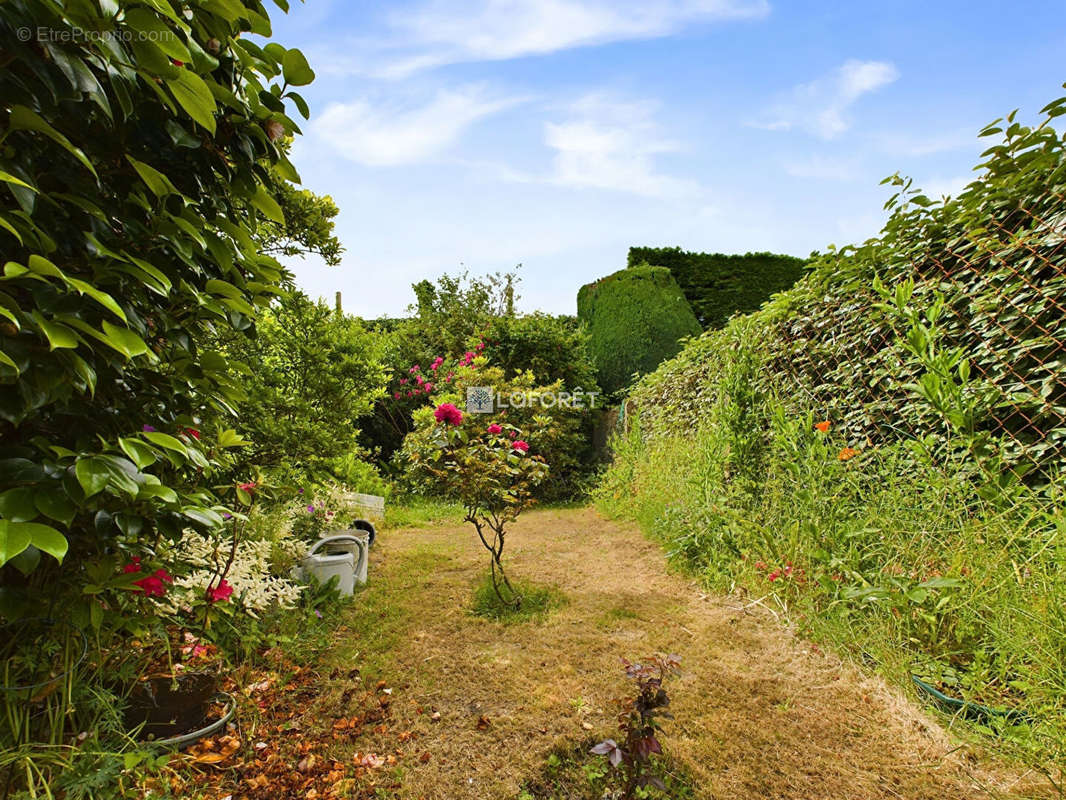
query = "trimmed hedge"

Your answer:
(577, 266), (701, 397)
(627, 247), (807, 329)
